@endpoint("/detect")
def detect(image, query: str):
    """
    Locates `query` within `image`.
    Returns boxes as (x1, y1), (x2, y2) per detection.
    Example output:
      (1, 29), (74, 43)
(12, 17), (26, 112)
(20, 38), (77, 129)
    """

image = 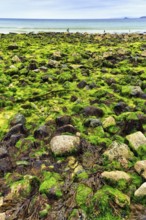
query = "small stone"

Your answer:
(56, 124), (77, 134)
(103, 116), (116, 128)
(12, 55), (21, 63)
(104, 141), (133, 161)
(10, 114), (26, 126)
(56, 115), (72, 127)
(130, 86), (143, 96)
(50, 135), (80, 156)
(0, 213), (5, 220)
(77, 80), (87, 89)
(84, 118), (101, 127)
(0, 147), (8, 159)
(134, 160), (146, 179)
(34, 125), (51, 139)
(134, 182), (146, 197)
(126, 131), (146, 151)
(101, 171), (131, 182)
